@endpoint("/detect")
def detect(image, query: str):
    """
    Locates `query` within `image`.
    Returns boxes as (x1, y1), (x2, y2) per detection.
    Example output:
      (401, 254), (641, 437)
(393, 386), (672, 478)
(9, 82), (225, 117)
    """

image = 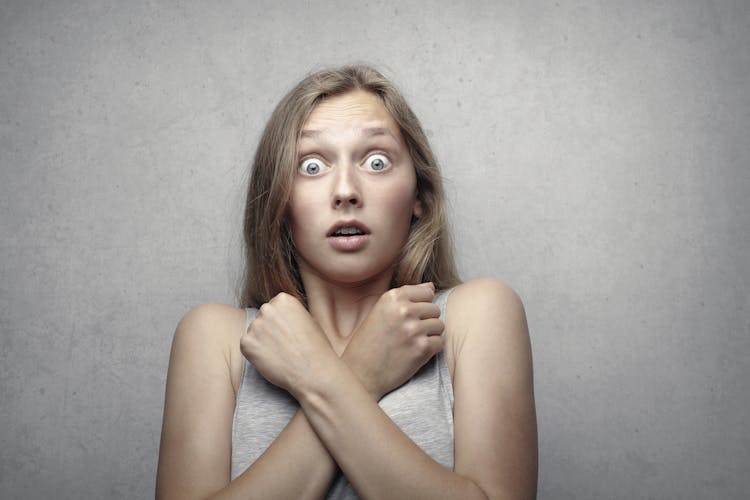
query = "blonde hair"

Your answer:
(240, 65), (460, 308)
